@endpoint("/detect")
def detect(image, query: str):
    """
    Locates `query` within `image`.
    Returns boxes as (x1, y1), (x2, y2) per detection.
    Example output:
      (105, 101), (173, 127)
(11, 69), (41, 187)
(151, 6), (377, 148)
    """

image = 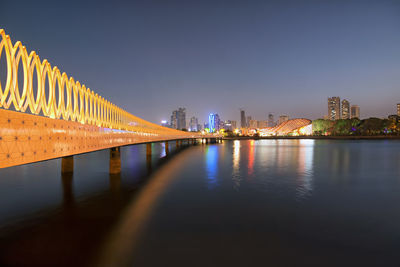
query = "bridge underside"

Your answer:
(0, 109), (201, 168)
